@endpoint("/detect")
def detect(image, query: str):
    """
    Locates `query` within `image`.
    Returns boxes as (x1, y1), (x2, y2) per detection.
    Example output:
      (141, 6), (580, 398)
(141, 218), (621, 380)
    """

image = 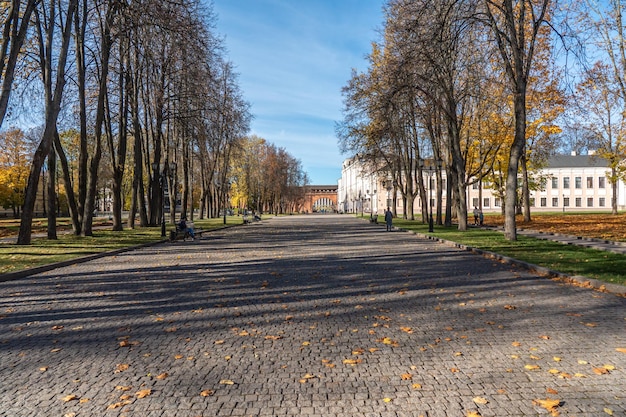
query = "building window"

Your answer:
(599, 197), (606, 207)
(563, 177), (570, 189)
(541, 197), (547, 207)
(494, 198), (501, 207)
(552, 197), (559, 207)
(483, 198), (490, 208)
(551, 177), (558, 189)
(529, 198), (535, 207)
(564, 197), (570, 207)
(587, 177), (593, 188)
(575, 177), (582, 189)
(472, 182), (479, 190)
(472, 197), (479, 207)
(587, 198), (593, 207)
(575, 197), (582, 207)
(599, 177), (605, 188)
